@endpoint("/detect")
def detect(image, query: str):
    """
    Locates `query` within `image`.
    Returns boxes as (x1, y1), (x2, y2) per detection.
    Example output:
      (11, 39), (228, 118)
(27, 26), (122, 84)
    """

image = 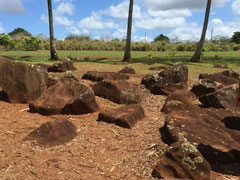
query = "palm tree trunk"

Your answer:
(123, 0), (134, 62)
(47, 0), (59, 60)
(190, 0), (212, 62)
